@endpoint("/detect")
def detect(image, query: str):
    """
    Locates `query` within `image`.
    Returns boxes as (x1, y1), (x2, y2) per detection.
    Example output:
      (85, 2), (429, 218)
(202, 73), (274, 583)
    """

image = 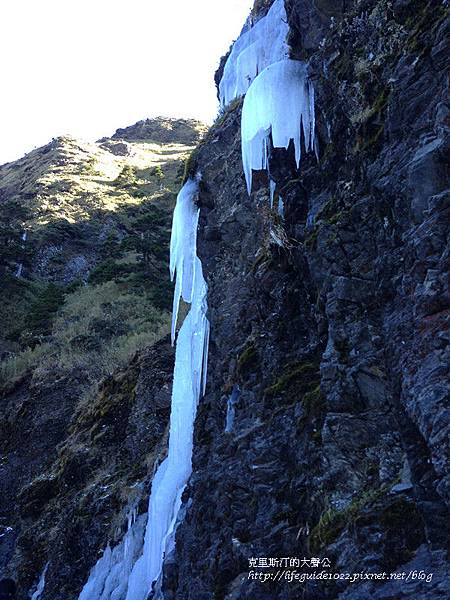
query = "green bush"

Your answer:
(88, 259), (128, 285)
(28, 283), (65, 337)
(150, 165), (165, 181)
(0, 281), (171, 386)
(114, 165), (136, 187)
